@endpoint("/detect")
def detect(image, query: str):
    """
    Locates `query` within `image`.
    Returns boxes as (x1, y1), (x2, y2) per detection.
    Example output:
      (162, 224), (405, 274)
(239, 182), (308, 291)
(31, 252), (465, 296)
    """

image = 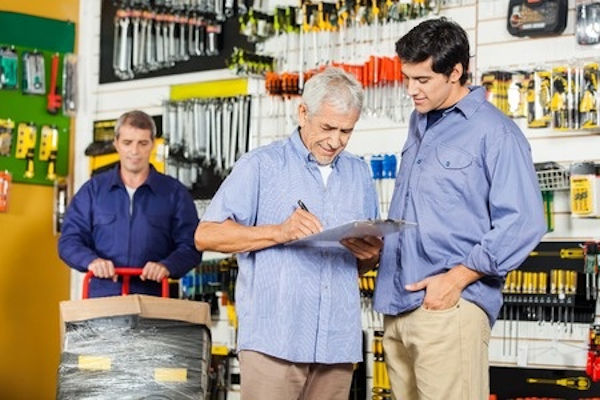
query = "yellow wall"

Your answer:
(0, 1), (78, 399)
